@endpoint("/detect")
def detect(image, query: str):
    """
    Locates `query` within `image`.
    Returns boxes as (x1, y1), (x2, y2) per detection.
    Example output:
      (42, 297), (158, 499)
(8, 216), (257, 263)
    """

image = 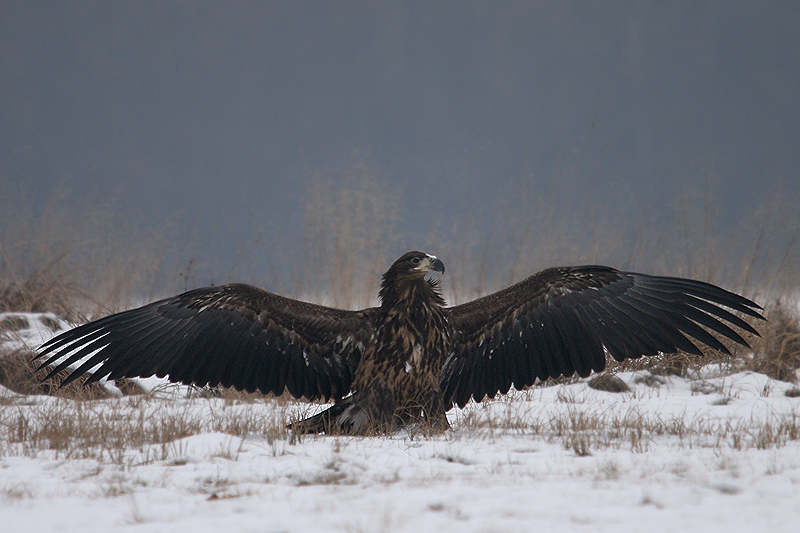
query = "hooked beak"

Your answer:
(416, 254), (445, 274)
